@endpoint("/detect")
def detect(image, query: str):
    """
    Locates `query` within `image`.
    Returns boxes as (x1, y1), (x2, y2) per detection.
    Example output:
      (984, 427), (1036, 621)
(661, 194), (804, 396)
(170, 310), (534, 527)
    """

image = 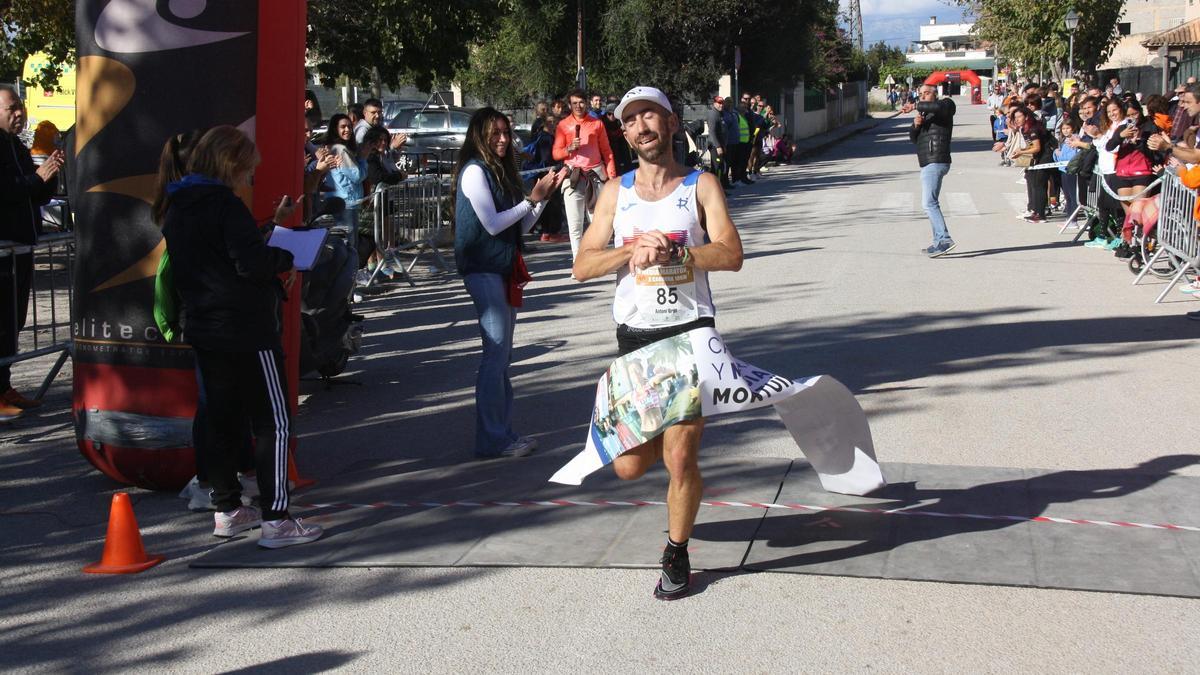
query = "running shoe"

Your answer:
(927, 240), (957, 258)
(1179, 279), (1200, 294)
(1022, 214), (1044, 223)
(1015, 211), (1032, 220)
(654, 545), (692, 600)
(0, 403), (21, 423)
(1083, 238), (1110, 248)
(500, 437), (537, 458)
(213, 505), (262, 537)
(1104, 238), (1122, 250)
(259, 517), (324, 549)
